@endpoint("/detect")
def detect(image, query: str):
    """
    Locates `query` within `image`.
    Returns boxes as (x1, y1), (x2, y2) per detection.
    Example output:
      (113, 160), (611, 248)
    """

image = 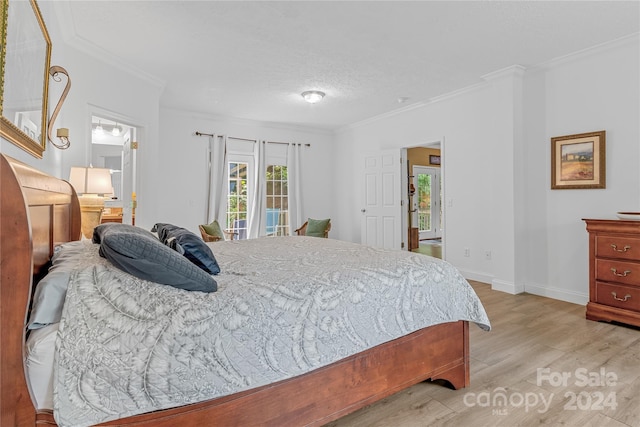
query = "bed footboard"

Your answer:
(38, 320), (469, 426)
